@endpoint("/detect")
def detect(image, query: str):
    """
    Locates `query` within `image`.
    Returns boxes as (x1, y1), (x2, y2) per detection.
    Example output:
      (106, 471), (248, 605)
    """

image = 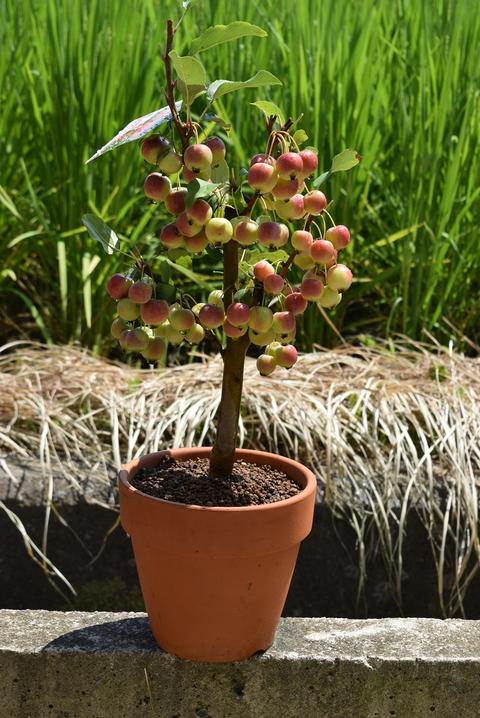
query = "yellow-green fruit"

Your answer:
(117, 298), (140, 321)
